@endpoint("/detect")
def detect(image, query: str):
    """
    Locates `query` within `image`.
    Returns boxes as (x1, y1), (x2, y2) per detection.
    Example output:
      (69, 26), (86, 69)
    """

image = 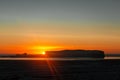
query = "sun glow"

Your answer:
(42, 51), (46, 55)
(30, 46), (61, 54)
